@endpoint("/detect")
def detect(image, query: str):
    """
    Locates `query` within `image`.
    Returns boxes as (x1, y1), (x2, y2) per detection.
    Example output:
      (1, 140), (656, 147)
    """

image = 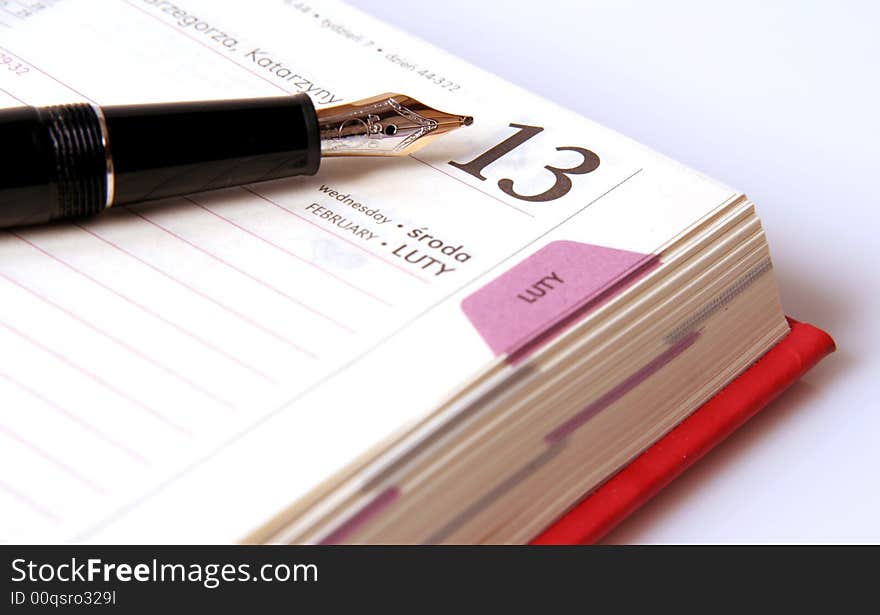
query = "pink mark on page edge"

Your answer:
(317, 487), (400, 545)
(545, 330), (701, 444)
